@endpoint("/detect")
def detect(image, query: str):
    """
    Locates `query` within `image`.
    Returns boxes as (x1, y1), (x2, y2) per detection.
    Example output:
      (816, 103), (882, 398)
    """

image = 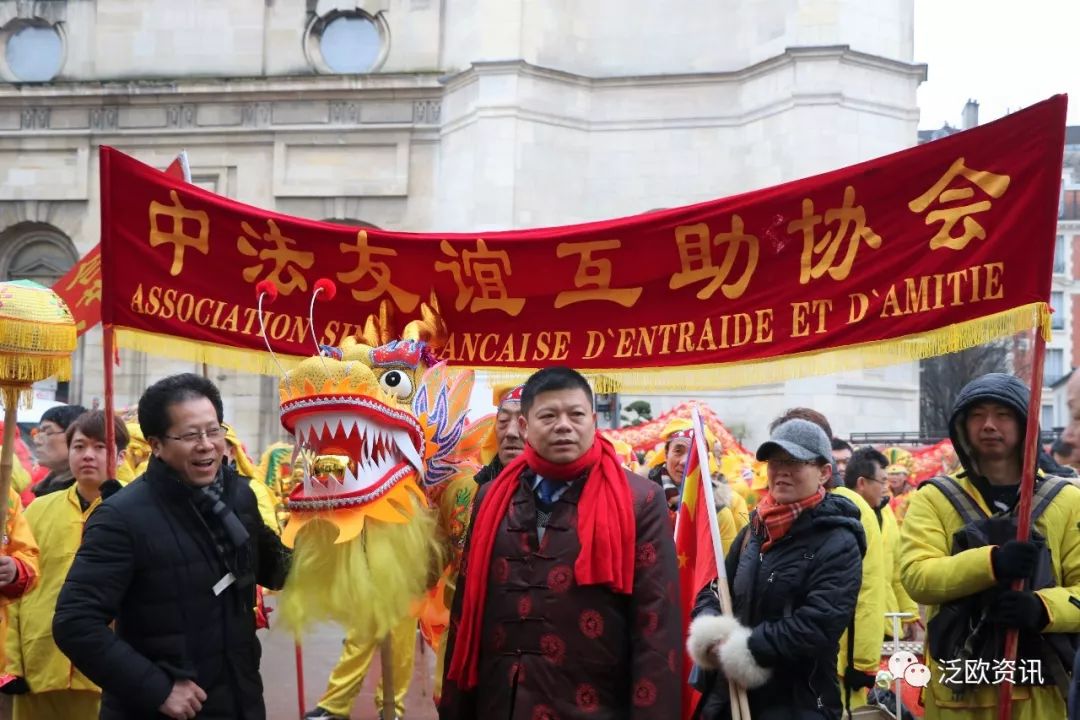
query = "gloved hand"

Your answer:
(100, 479), (123, 500)
(843, 666), (876, 691)
(0, 675), (29, 695)
(991, 540), (1039, 582)
(988, 590), (1049, 632)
